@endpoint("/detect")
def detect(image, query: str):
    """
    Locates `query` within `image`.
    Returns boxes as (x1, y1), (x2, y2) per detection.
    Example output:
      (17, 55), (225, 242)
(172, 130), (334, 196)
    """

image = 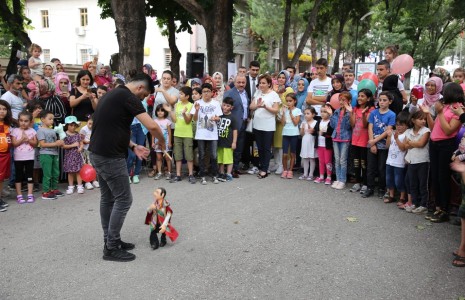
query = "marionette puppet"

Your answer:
(145, 187), (178, 250)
